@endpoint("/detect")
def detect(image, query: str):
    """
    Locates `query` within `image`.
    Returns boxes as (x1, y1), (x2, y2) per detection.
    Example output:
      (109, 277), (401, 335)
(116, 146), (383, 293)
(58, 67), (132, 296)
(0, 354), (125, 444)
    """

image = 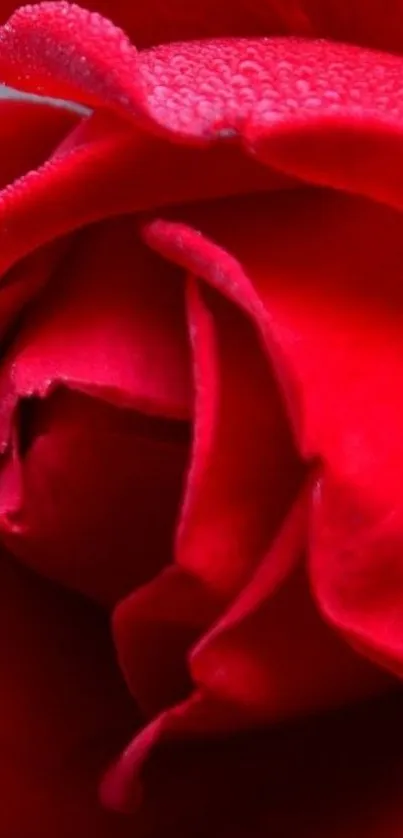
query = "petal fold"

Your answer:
(144, 186), (403, 674)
